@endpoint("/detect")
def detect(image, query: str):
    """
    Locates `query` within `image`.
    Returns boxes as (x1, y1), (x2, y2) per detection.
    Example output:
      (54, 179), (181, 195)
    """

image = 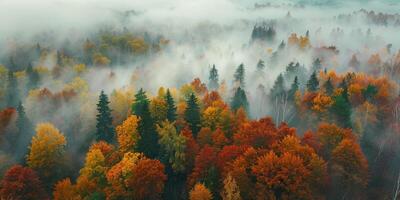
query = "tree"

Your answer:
(231, 87), (249, 112)
(96, 90), (115, 142)
(288, 76), (299, 101)
(323, 77), (334, 96)
(0, 165), (47, 200)
(165, 89), (177, 122)
(26, 63), (40, 90)
(15, 102), (33, 160)
(208, 65), (219, 90)
(252, 151), (312, 199)
(157, 121), (186, 173)
(6, 70), (19, 107)
(307, 71), (319, 92)
(256, 59), (265, 71)
(128, 158), (167, 200)
(184, 93), (201, 136)
(53, 178), (80, 200)
(116, 115), (140, 153)
(132, 89), (159, 158)
(312, 58), (322, 72)
(234, 63), (245, 88)
(190, 183), (213, 200)
(27, 123), (66, 184)
(221, 174), (242, 200)
(331, 139), (368, 198)
(270, 74), (285, 100)
(331, 92), (352, 128)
